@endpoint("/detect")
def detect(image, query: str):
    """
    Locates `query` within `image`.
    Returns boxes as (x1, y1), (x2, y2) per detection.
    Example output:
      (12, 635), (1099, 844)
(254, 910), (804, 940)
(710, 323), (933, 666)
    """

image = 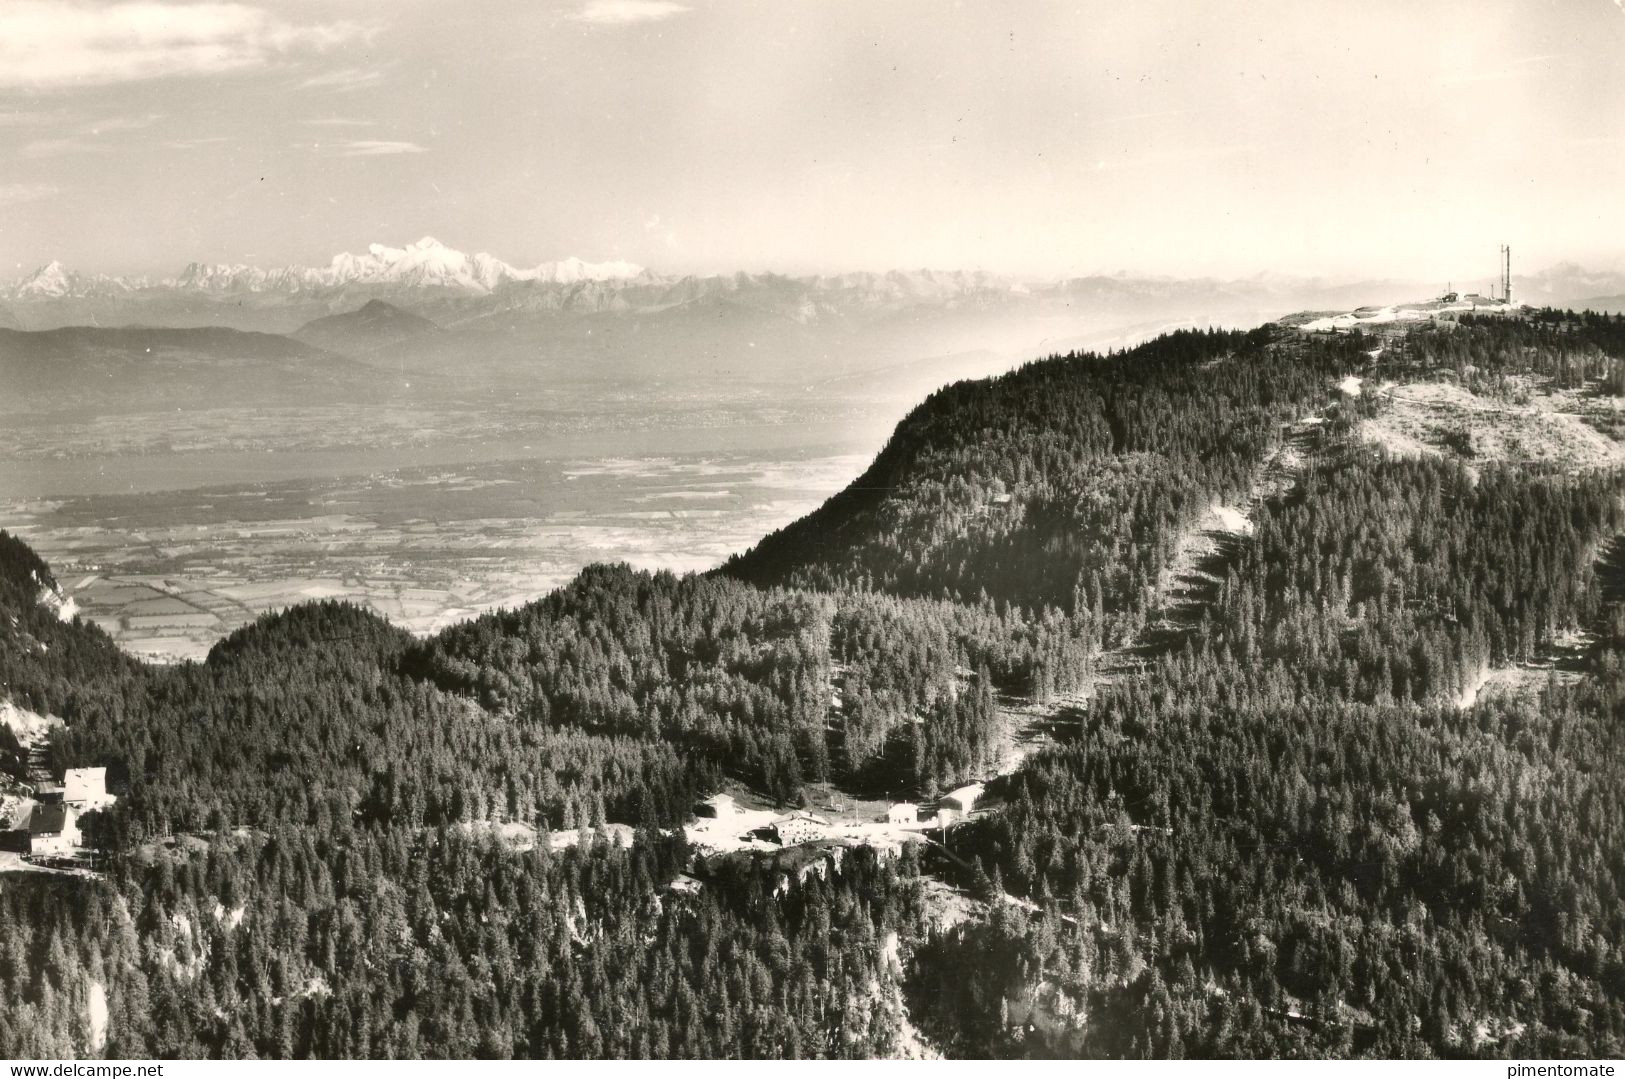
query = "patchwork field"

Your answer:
(6, 448), (872, 661)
